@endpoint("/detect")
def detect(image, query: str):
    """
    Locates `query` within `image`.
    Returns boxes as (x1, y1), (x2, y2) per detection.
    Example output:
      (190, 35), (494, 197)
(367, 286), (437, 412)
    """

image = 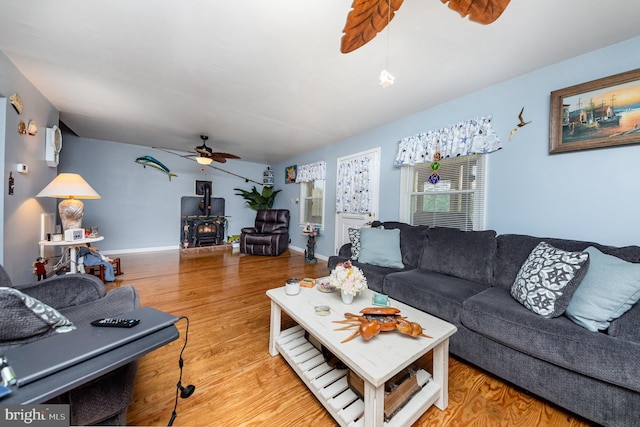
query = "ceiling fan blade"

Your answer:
(341, 0), (403, 54)
(341, 0), (511, 54)
(192, 135), (240, 162)
(442, 0), (511, 25)
(212, 152), (241, 159)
